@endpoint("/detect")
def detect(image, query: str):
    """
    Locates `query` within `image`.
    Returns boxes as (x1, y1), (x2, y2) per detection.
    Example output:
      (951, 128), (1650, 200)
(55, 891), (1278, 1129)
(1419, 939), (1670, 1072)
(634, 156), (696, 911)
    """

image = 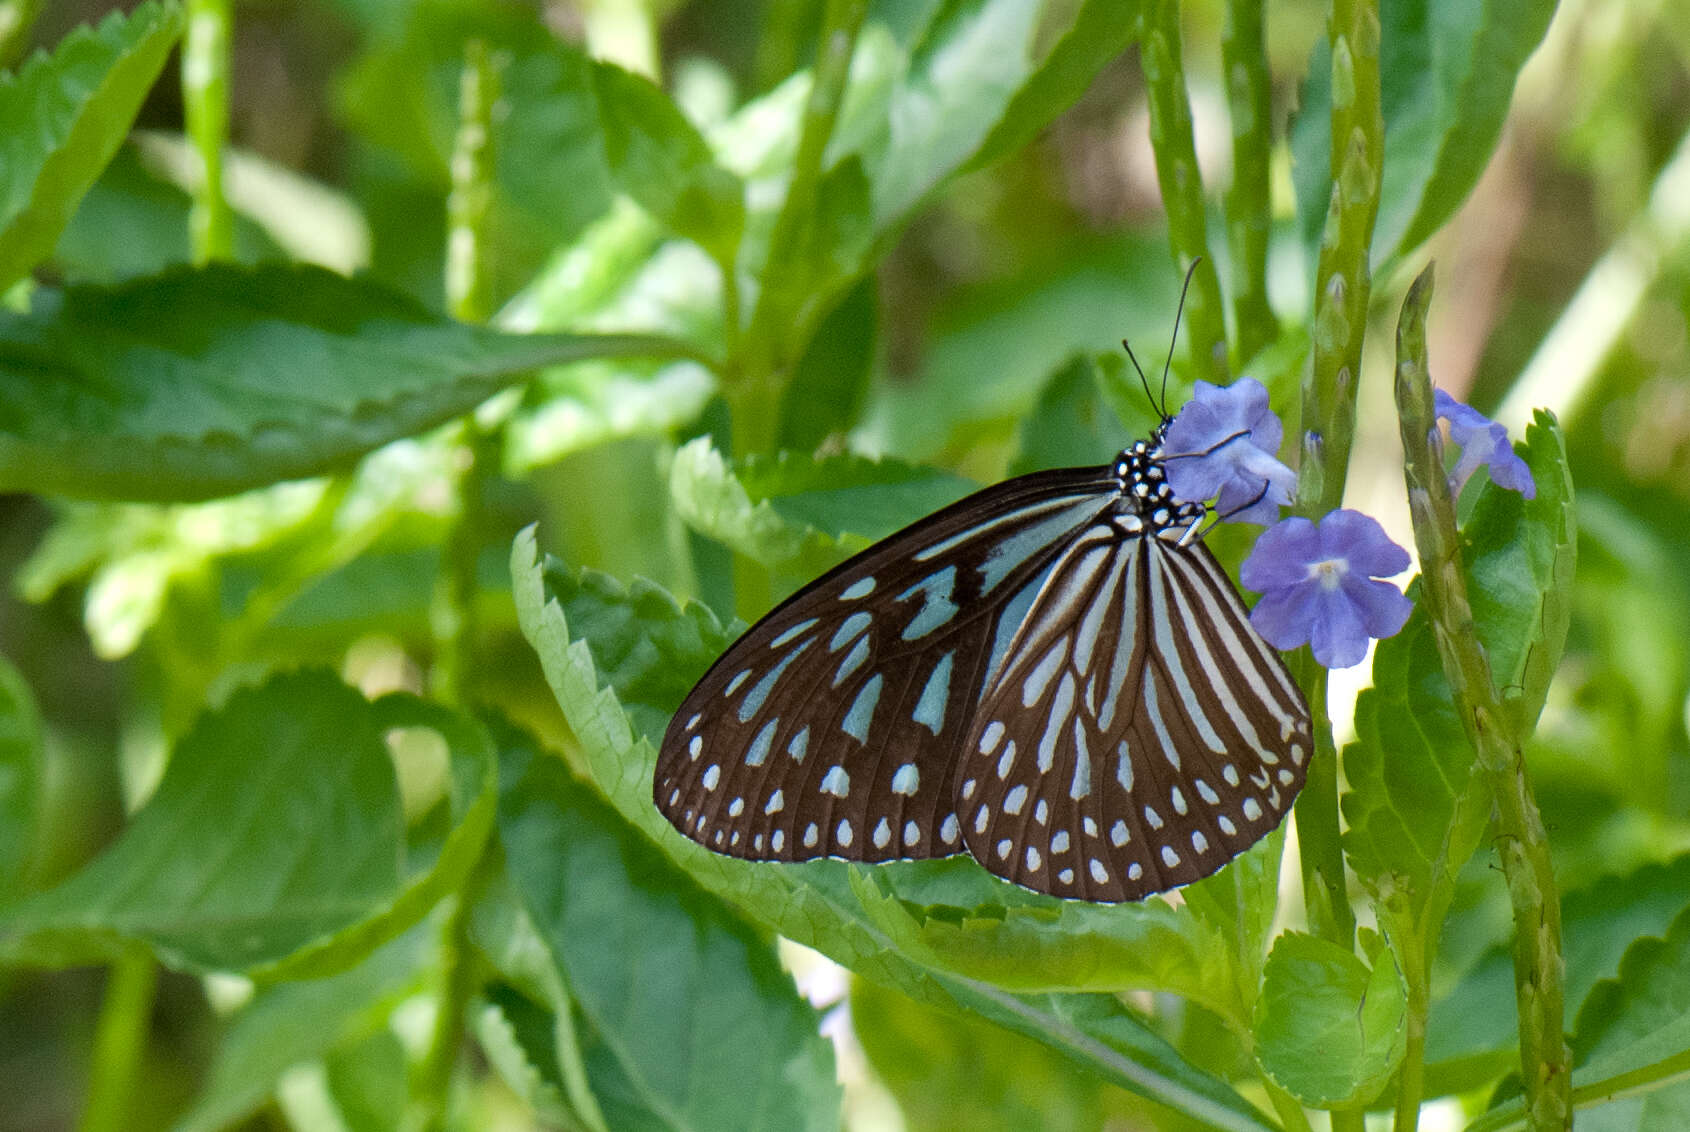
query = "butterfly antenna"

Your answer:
(1121, 337), (1157, 417)
(1162, 257), (1202, 418)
